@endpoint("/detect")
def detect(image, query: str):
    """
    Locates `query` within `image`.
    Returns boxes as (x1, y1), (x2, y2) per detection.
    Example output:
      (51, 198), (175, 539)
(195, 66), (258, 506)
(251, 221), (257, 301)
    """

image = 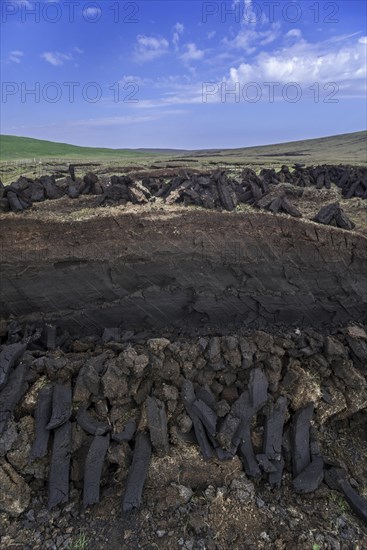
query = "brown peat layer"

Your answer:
(1, 204), (366, 335)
